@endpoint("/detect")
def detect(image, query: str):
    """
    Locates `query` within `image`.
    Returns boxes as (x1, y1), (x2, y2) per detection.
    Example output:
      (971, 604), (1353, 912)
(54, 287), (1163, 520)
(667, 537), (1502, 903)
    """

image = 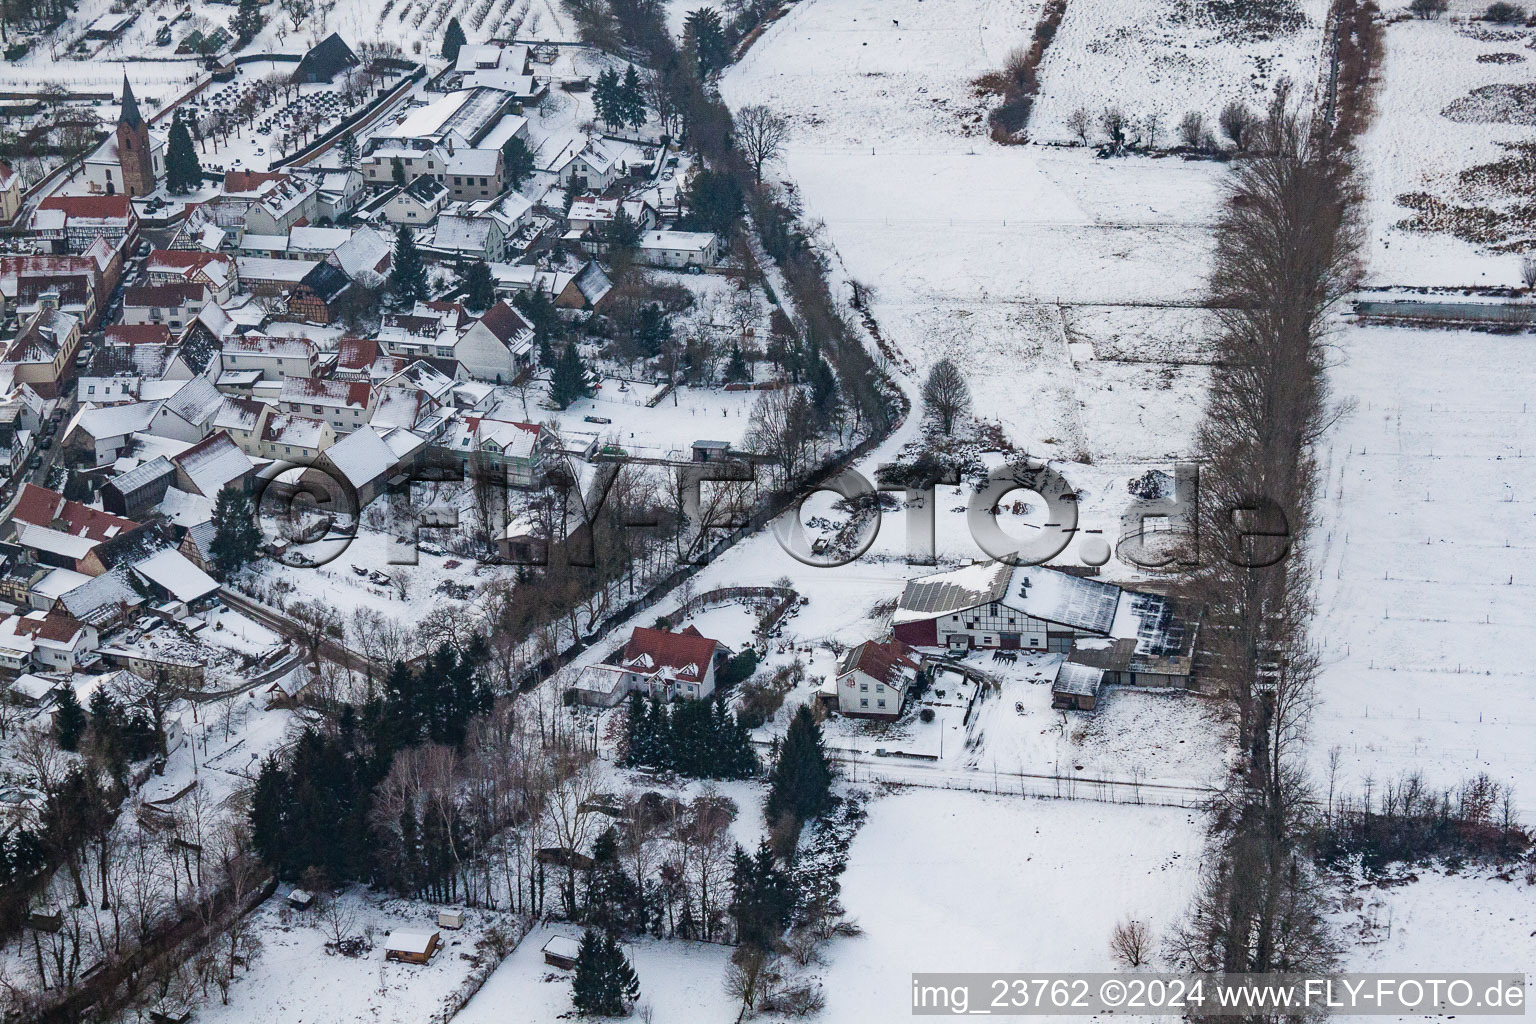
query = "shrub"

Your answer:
(1177, 110), (1205, 149)
(1484, 1), (1524, 20)
(718, 649), (760, 689)
(1408, 0), (1448, 16)
(919, 707), (936, 723)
